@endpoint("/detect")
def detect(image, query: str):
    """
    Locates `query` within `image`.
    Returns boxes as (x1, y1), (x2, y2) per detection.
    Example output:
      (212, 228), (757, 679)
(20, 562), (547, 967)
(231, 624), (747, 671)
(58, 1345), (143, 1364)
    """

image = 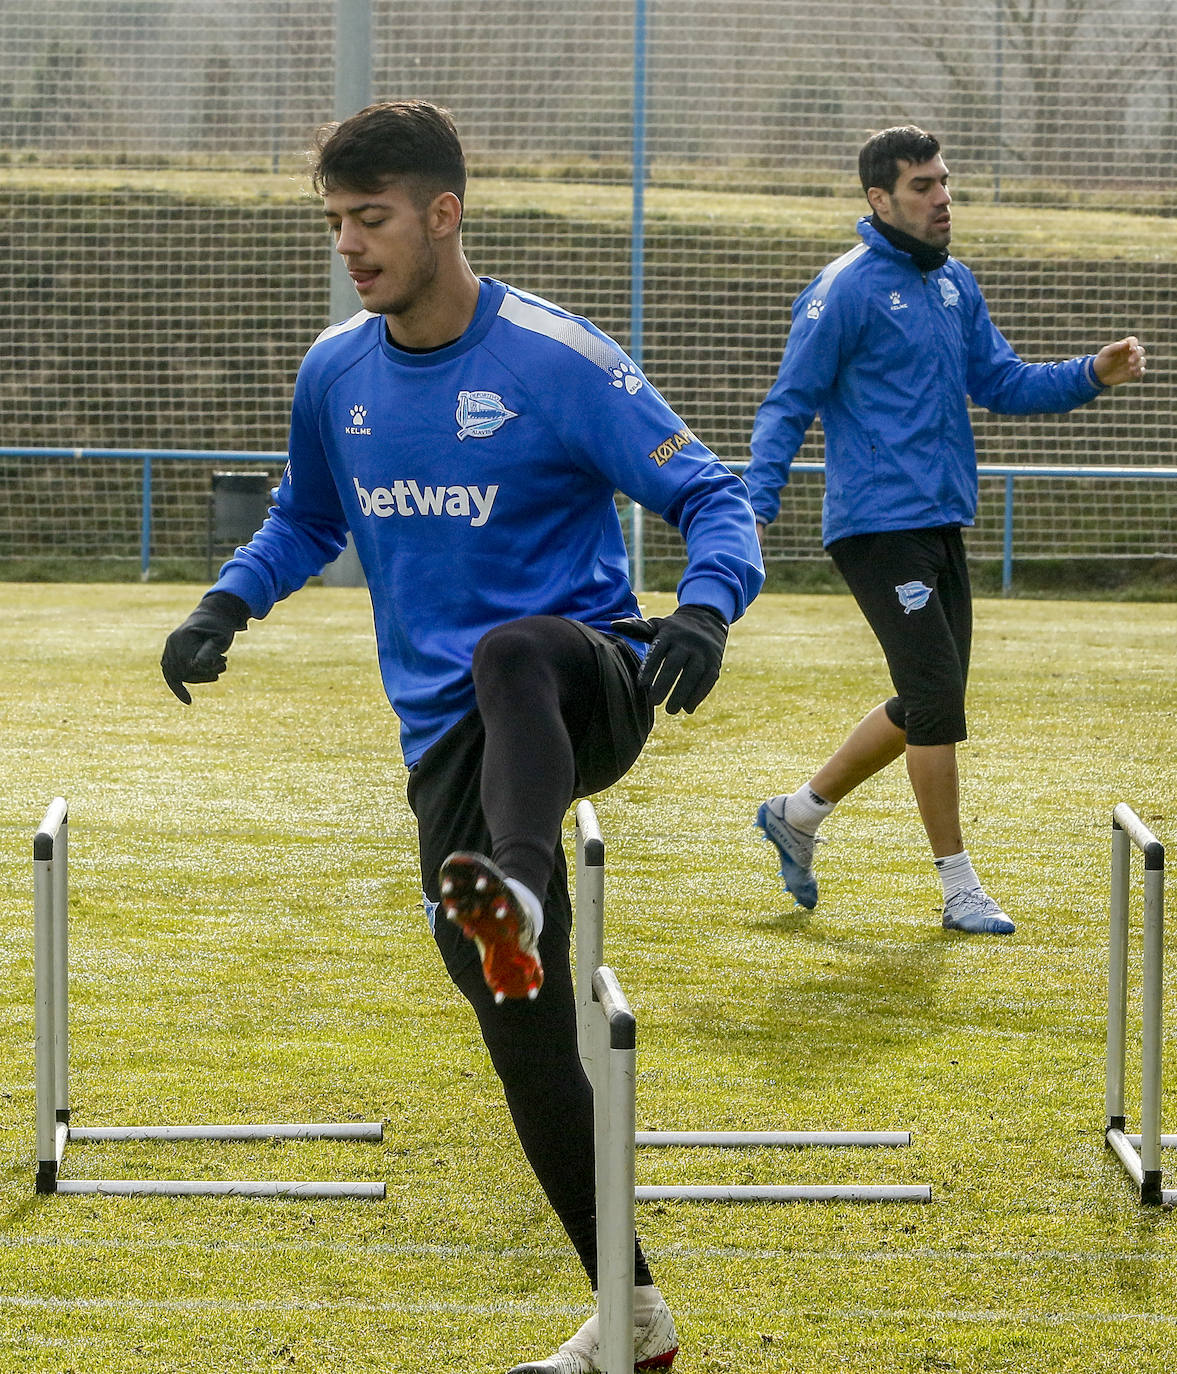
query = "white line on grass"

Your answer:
(0, 1237), (1173, 1267)
(0, 1296), (589, 1317)
(1, 1296), (1176, 1328)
